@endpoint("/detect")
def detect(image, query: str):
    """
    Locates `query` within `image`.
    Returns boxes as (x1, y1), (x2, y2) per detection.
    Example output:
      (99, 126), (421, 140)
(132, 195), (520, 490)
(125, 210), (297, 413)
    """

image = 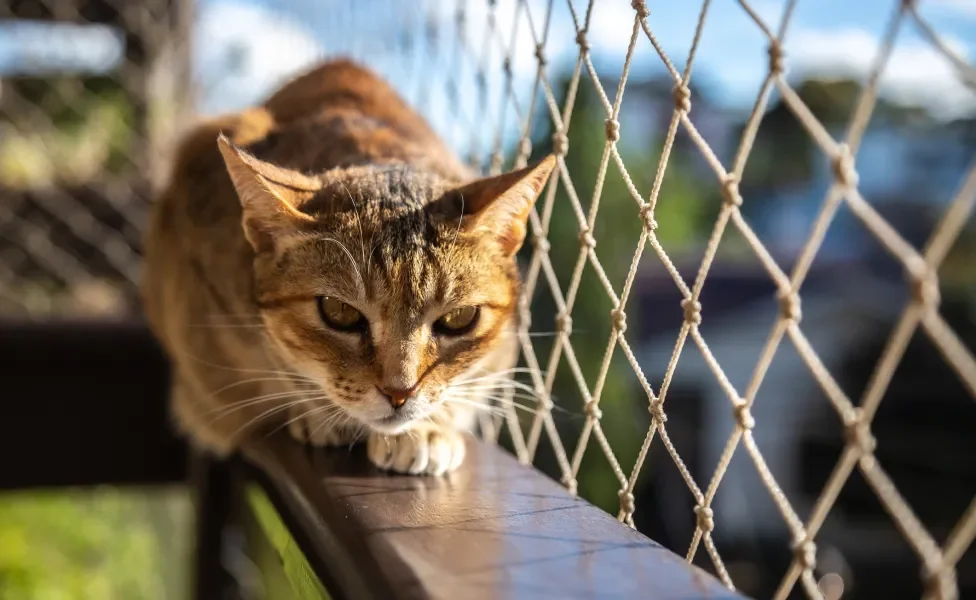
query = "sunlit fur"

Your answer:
(142, 59), (554, 474)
